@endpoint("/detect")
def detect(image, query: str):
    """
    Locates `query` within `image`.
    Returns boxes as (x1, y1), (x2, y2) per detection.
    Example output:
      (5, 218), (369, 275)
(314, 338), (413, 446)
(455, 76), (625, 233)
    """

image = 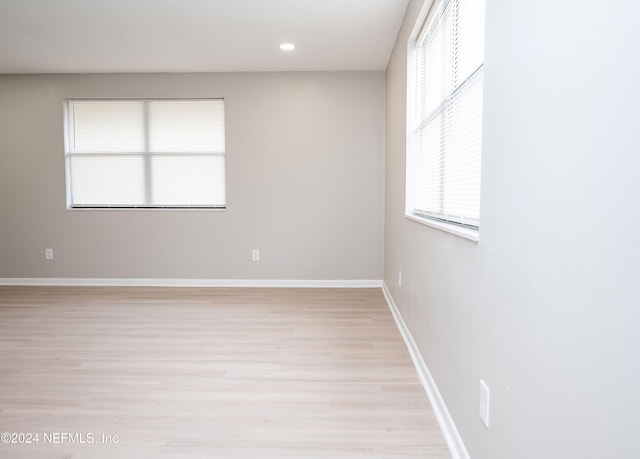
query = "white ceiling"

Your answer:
(0, 0), (409, 74)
